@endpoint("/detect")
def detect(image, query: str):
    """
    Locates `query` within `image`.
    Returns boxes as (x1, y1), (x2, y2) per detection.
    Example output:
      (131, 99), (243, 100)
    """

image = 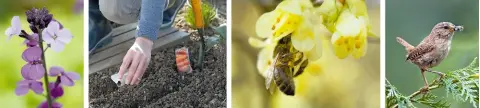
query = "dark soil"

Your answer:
(89, 2), (226, 108)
